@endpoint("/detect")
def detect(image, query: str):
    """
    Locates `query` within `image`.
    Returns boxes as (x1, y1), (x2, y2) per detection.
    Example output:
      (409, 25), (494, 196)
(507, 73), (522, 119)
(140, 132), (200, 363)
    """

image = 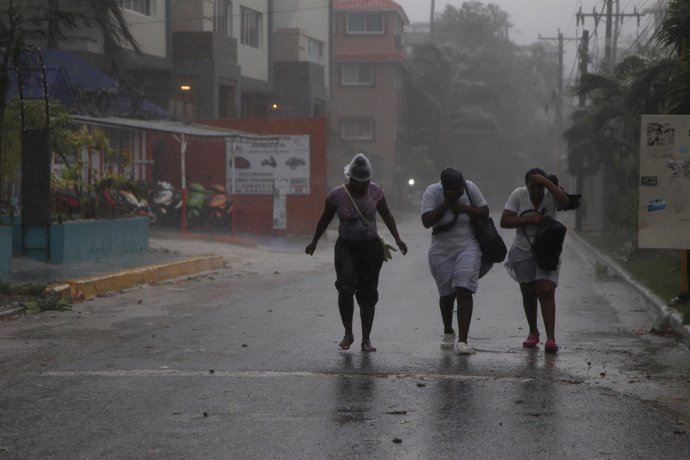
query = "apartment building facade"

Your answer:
(29, 0), (330, 122)
(172, 0), (330, 120)
(330, 0), (408, 192)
